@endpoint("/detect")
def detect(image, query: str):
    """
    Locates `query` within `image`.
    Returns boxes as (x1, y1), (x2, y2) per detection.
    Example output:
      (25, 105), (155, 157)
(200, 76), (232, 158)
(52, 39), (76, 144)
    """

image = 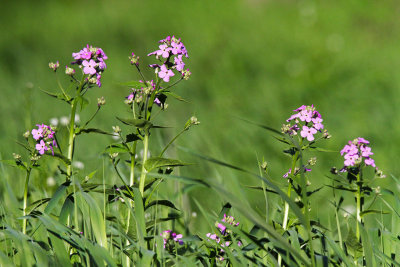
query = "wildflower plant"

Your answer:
(1, 36), (398, 267)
